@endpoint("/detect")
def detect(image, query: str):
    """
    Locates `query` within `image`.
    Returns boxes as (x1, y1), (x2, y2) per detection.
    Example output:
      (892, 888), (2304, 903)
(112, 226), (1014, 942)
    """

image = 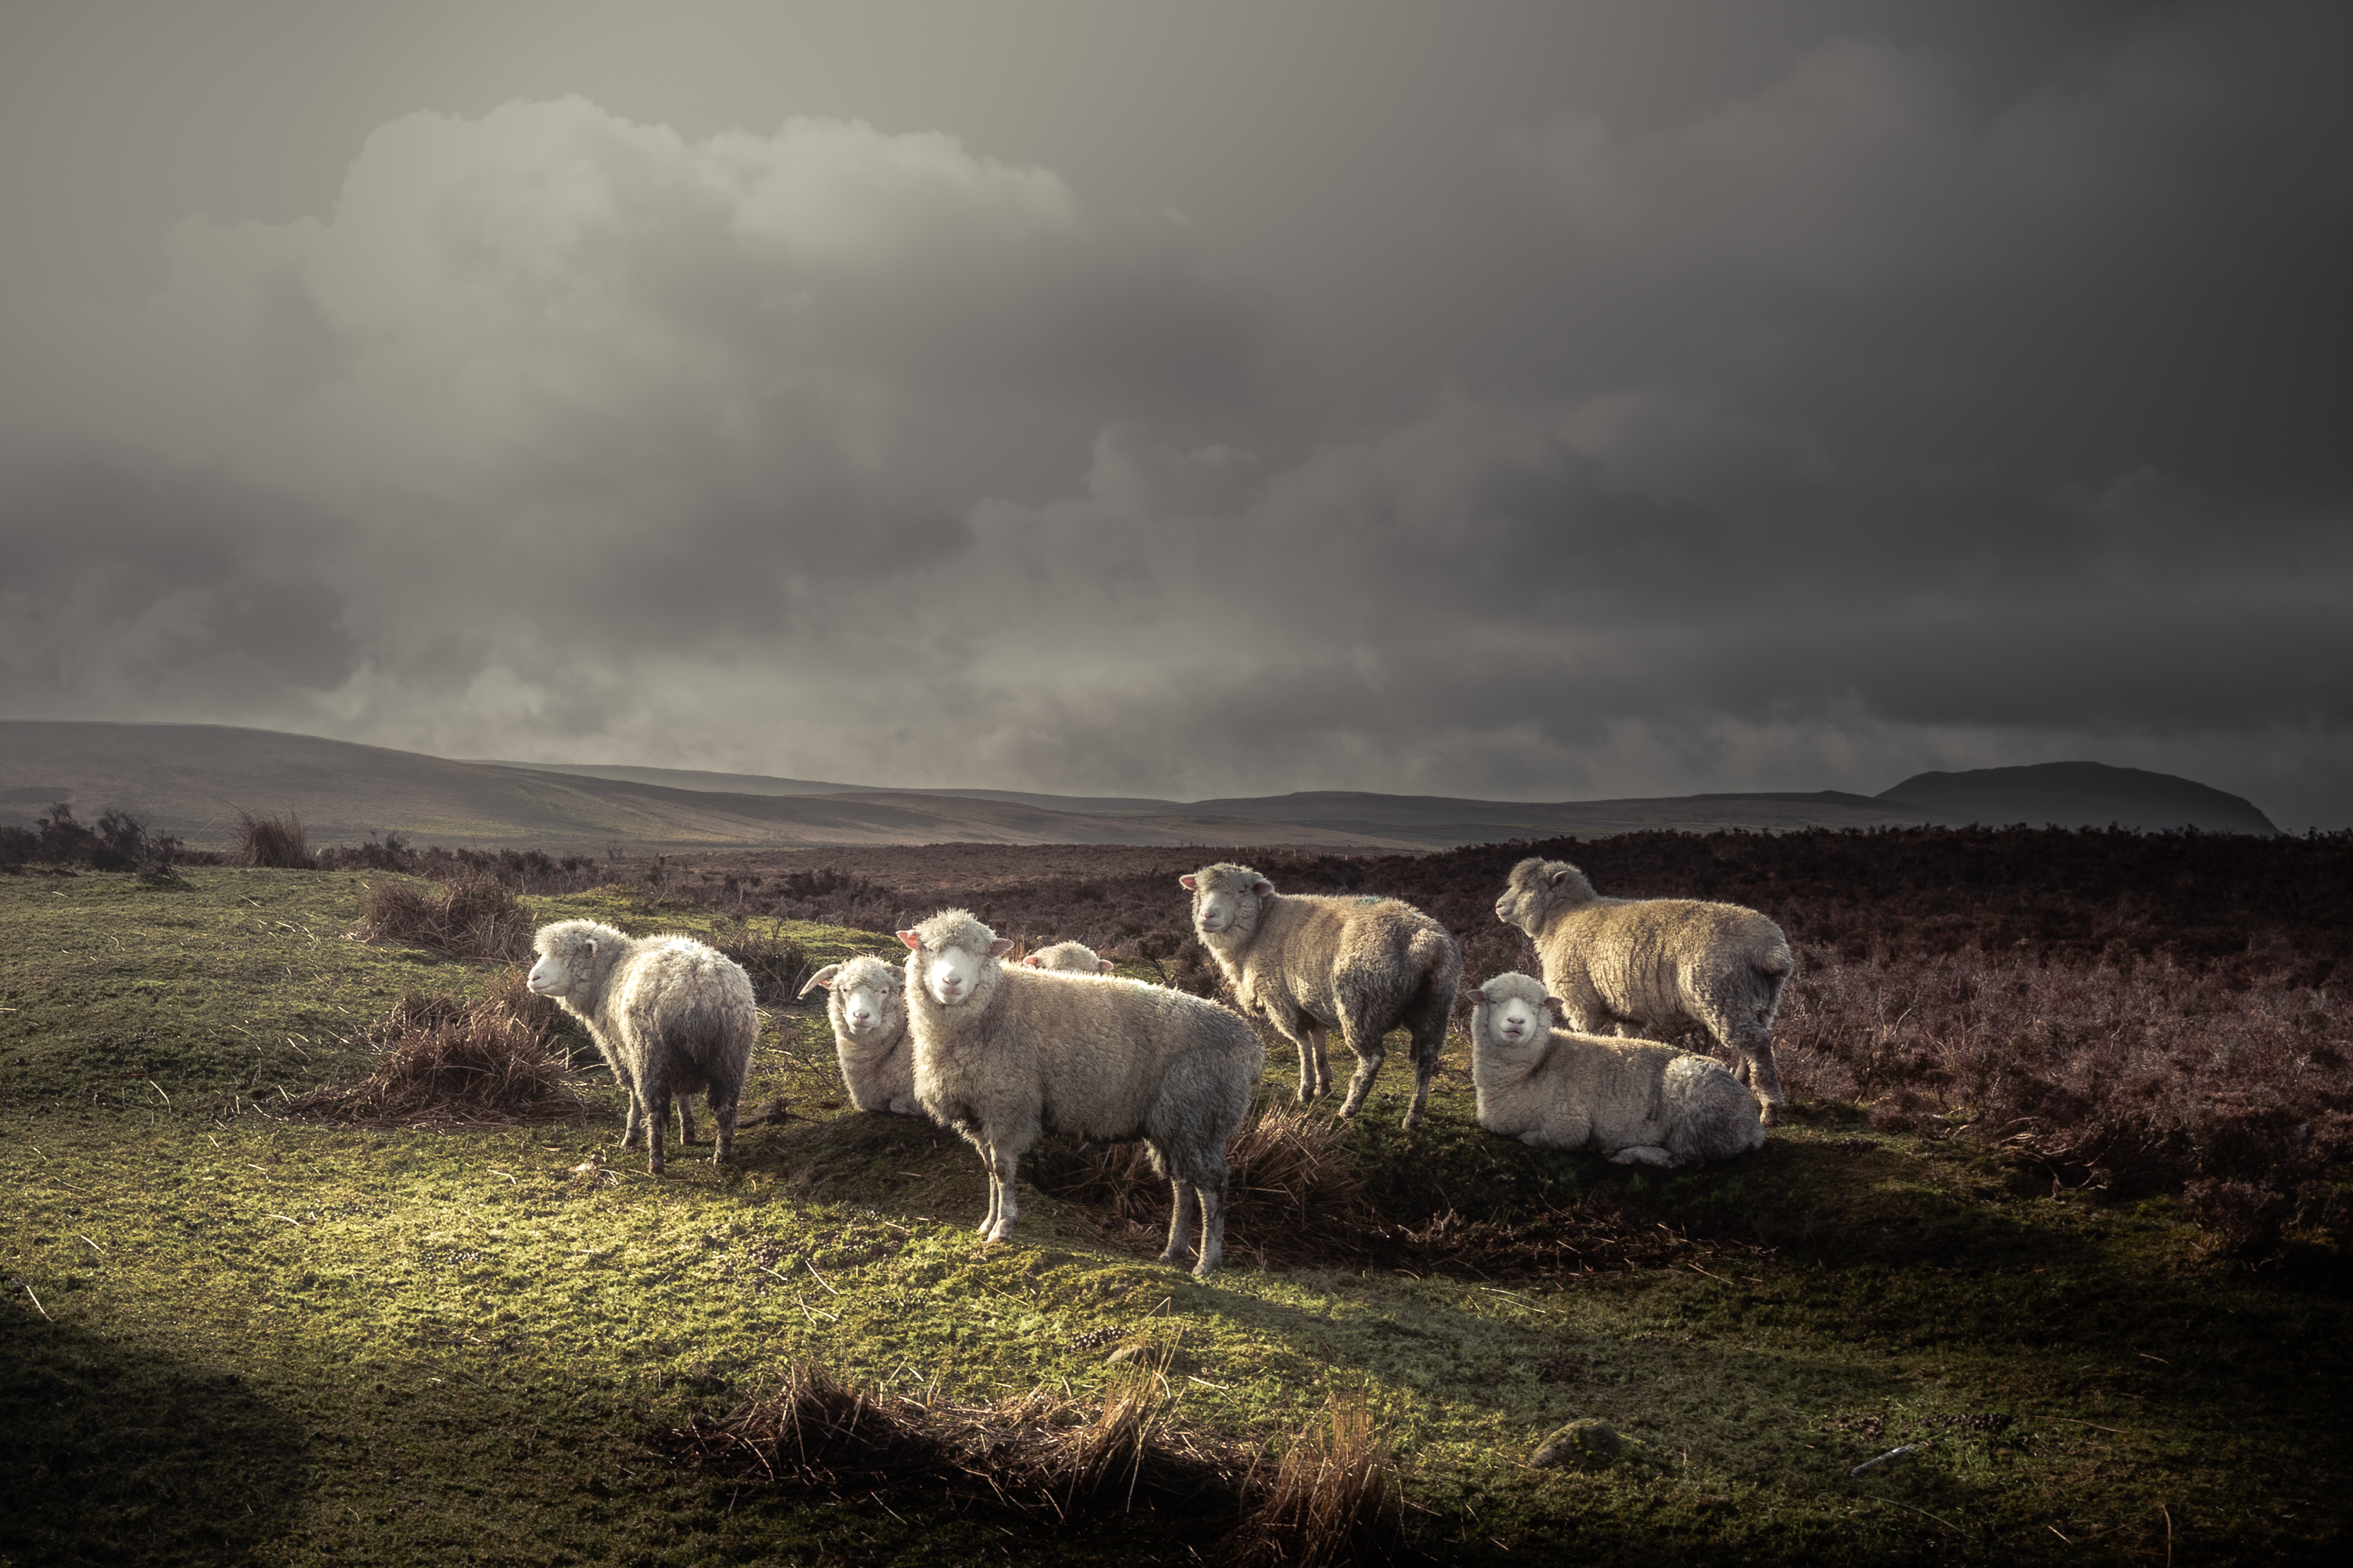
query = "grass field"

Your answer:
(3, 866), (2347, 1564)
